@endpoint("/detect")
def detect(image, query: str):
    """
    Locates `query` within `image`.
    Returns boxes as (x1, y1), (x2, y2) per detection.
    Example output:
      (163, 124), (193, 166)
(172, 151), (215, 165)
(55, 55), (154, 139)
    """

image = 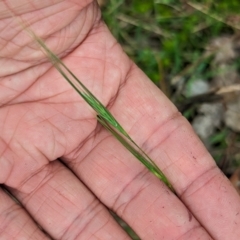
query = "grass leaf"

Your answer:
(15, 16), (174, 192)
